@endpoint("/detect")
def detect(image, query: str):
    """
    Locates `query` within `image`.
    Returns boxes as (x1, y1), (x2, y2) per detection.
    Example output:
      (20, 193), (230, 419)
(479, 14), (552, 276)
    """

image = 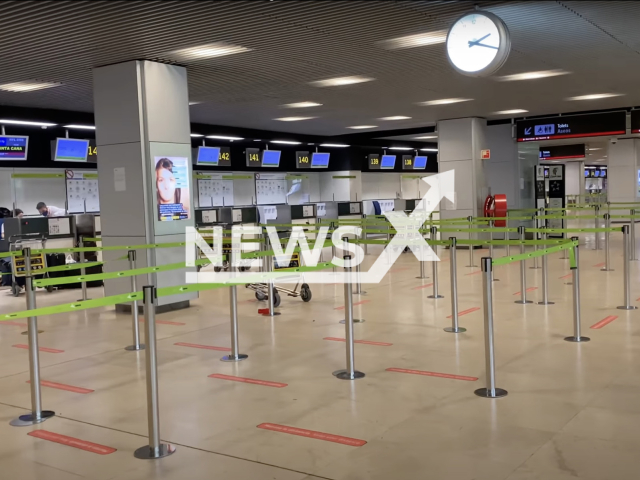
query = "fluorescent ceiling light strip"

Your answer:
(320, 143), (349, 148)
(378, 116), (411, 121)
(497, 70), (570, 82)
(271, 140), (301, 145)
(206, 135), (244, 140)
(414, 135), (437, 140)
(378, 31), (447, 50)
(566, 93), (624, 101)
(190, 134), (204, 137)
(0, 81), (62, 92)
(282, 102), (322, 108)
(389, 147), (412, 151)
(347, 125), (377, 129)
(63, 124), (95, 130)
(417, 98), (472, 106)
(420, 148), (438, 152)
(274, 117), (316, 121)
(170, 42), (251, 60)
(309, 76), (374, 87)
(493, 109), (528, 115)
(0, 119), (57, 127)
